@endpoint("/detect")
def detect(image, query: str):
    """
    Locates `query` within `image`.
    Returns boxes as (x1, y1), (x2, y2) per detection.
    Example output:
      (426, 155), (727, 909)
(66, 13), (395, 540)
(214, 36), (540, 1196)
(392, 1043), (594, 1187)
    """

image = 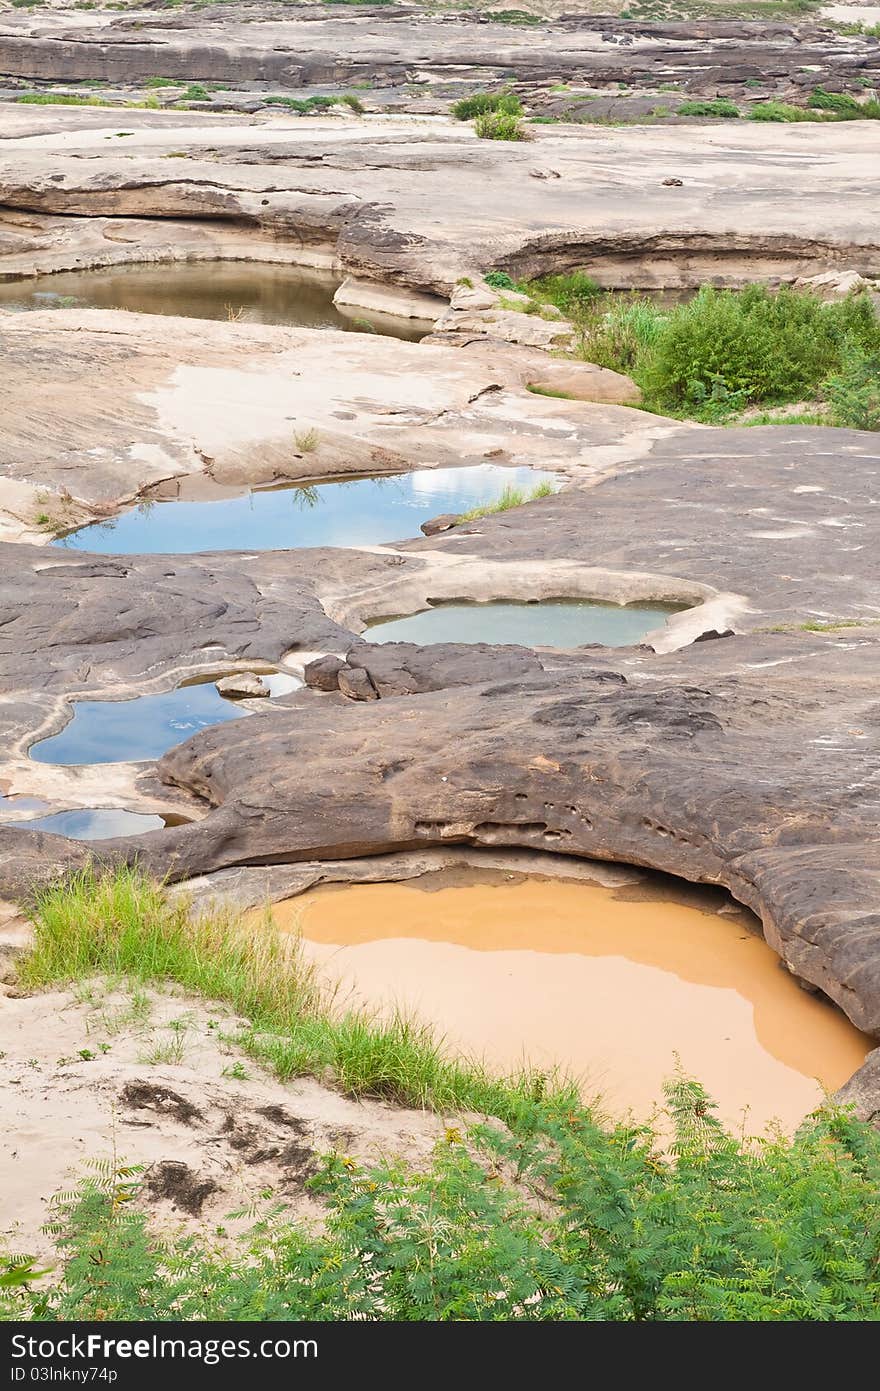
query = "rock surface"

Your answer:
(0, 6), (876, 102)
(0, 310), (657, 536)
(215, 672), (268, 699)
(0, 105), (877, 297)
